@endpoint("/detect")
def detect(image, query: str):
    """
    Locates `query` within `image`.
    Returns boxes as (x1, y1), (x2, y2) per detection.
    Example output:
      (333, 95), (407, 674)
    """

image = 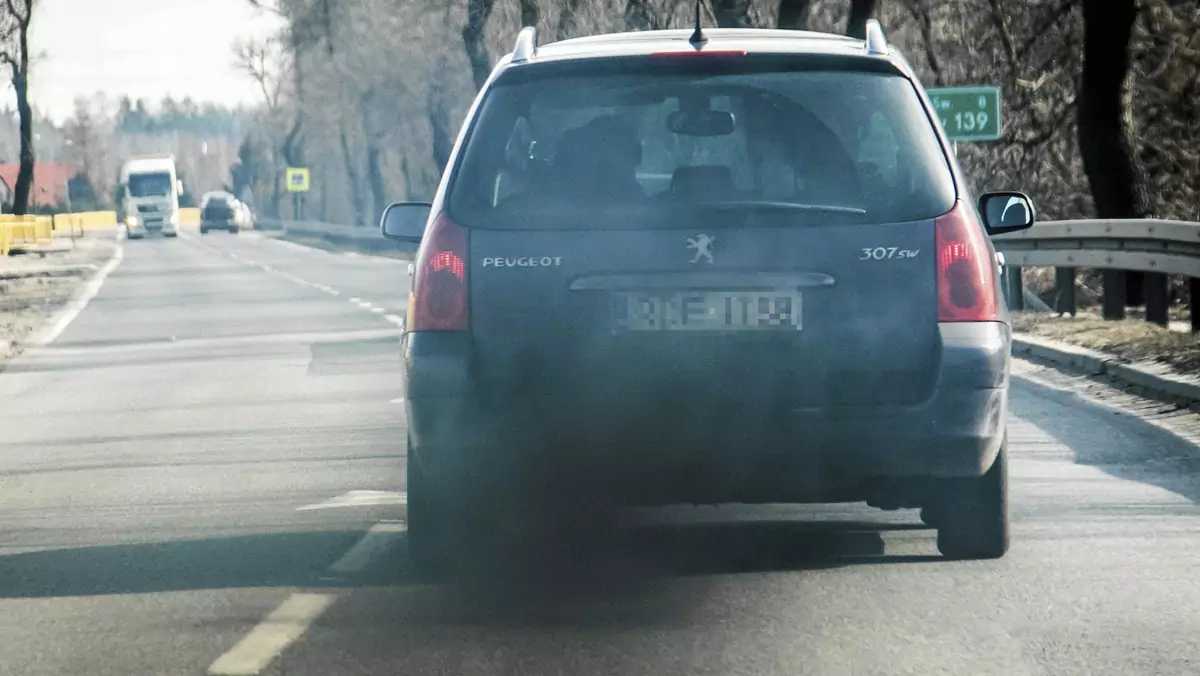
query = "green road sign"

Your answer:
(927, 86), (1002, 142)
